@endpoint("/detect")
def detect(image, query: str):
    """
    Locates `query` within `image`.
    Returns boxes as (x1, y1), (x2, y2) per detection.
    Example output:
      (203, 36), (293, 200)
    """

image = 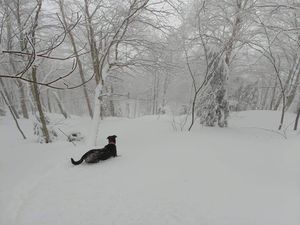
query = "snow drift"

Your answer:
(0, 111), (299, 225)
